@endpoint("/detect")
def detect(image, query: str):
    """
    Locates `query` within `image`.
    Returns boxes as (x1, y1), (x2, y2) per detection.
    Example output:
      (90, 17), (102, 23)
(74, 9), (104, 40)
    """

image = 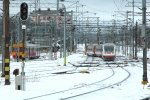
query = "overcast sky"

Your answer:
(0, 0), (149, 21)
(79, 0), (128, 20)
(65, 0), (149, 21)
(79, 0), (149, 21)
